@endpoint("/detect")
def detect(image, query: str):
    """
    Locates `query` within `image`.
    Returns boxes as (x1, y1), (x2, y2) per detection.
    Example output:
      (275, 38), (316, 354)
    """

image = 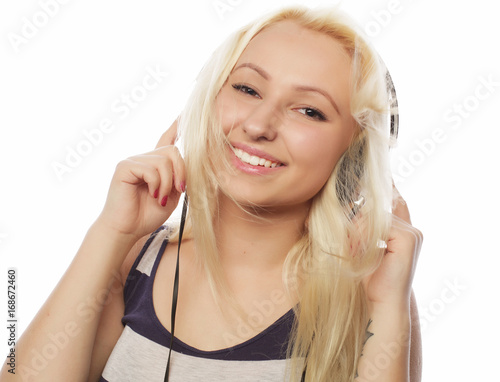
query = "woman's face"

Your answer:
(215, 20), (356, 212)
